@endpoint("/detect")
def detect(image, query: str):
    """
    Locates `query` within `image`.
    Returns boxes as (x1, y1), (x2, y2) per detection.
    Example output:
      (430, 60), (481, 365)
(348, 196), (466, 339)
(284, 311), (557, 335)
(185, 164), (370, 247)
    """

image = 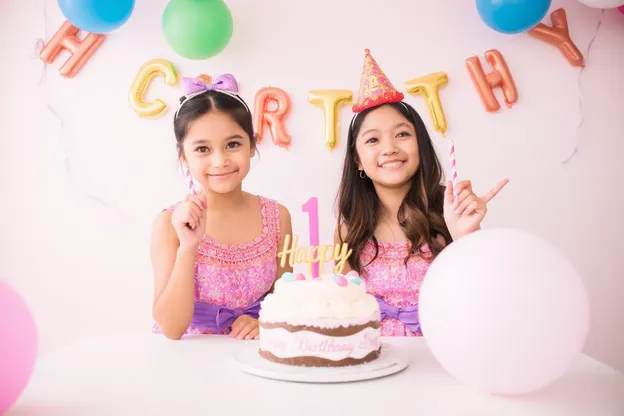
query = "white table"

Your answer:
(10, 333), (624, 415)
